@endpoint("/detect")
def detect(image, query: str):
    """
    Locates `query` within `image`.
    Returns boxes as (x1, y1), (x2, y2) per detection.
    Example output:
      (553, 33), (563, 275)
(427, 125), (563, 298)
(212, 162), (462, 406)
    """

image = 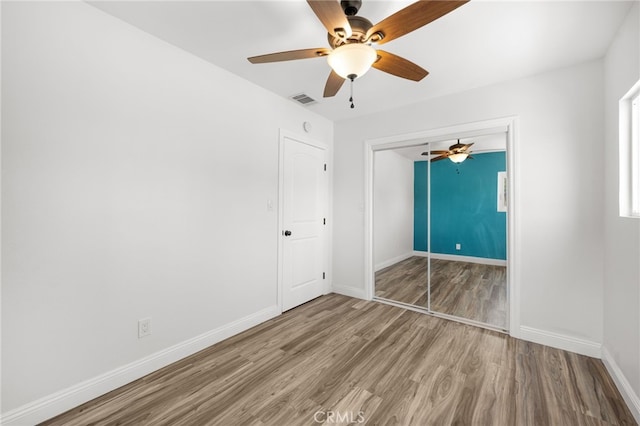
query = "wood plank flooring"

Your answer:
(375, 256), (507, 328)
(375, 256), (429, 307)
(41, 294), (635, 426)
